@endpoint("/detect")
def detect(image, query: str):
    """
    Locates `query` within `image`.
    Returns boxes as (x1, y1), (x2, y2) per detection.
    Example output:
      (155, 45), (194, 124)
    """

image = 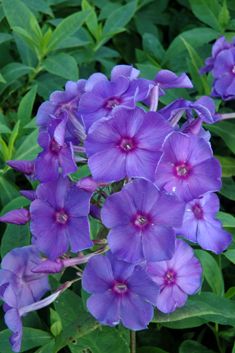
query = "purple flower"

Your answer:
(82, 251), (159, 330)
(175, 193), (232, 254)
(79, 66), (150, 130)
(154, 70), (193, 93)
(36, 79), (86, 143)
(155, 132), (221, 202)
(85, 107), (172, 183)
(30, 177), (92, 259)
(211, 47), (235, 100)
(101, 179), (185, 263)
(0, 208), (30, 225)
(200, 36), (232, 74)
(35, 127), (77, 182)
(147, 239), (202, 313)
(0, 246), (50, 352)
(7, 160), (35, 179)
